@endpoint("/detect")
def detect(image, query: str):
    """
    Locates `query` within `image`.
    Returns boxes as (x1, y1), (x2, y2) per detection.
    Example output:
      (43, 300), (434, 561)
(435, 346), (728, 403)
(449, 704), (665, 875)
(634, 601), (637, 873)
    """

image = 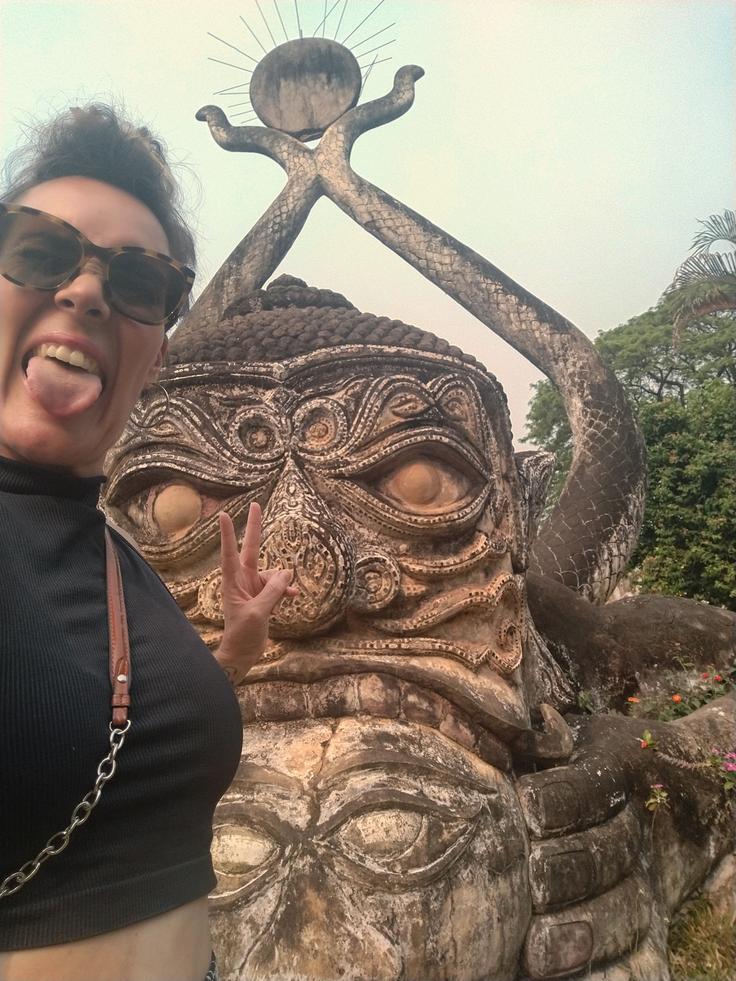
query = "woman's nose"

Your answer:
(54, 262), (111, 321)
